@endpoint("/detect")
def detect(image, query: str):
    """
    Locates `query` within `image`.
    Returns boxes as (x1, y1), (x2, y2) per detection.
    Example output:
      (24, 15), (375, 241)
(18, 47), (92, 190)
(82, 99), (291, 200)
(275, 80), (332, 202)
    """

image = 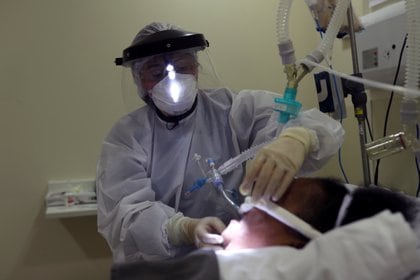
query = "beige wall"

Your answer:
(1, 0), (416, 279)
